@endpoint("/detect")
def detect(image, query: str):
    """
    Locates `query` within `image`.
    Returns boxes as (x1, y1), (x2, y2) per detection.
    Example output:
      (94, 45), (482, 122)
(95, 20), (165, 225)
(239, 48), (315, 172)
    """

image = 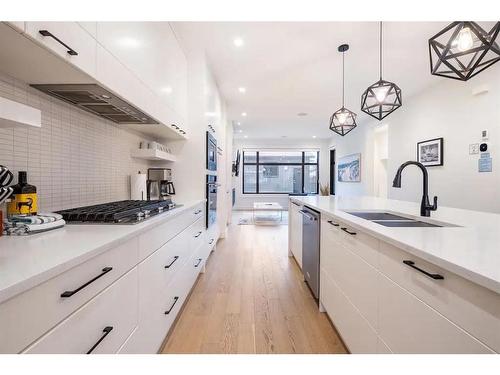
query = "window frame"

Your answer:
(242, 150), (319, 194)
